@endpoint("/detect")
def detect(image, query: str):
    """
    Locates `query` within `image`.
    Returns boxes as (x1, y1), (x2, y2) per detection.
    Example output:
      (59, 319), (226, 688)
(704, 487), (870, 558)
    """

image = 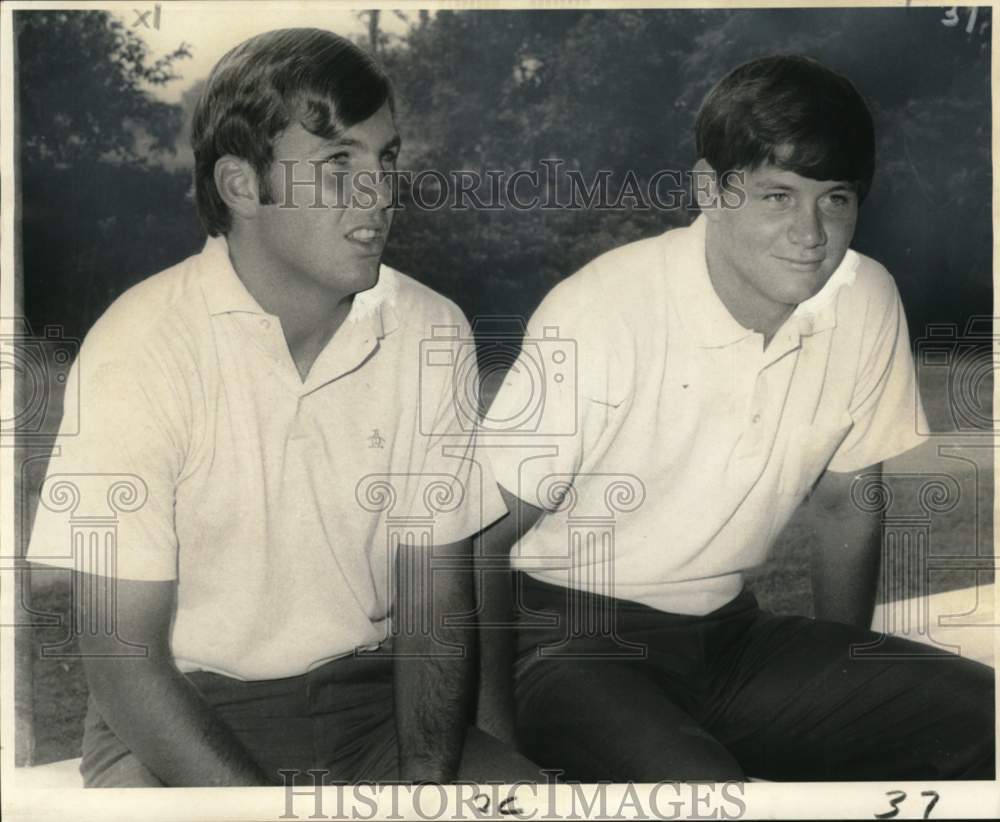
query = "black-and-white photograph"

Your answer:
(2, 2), (996, 820)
